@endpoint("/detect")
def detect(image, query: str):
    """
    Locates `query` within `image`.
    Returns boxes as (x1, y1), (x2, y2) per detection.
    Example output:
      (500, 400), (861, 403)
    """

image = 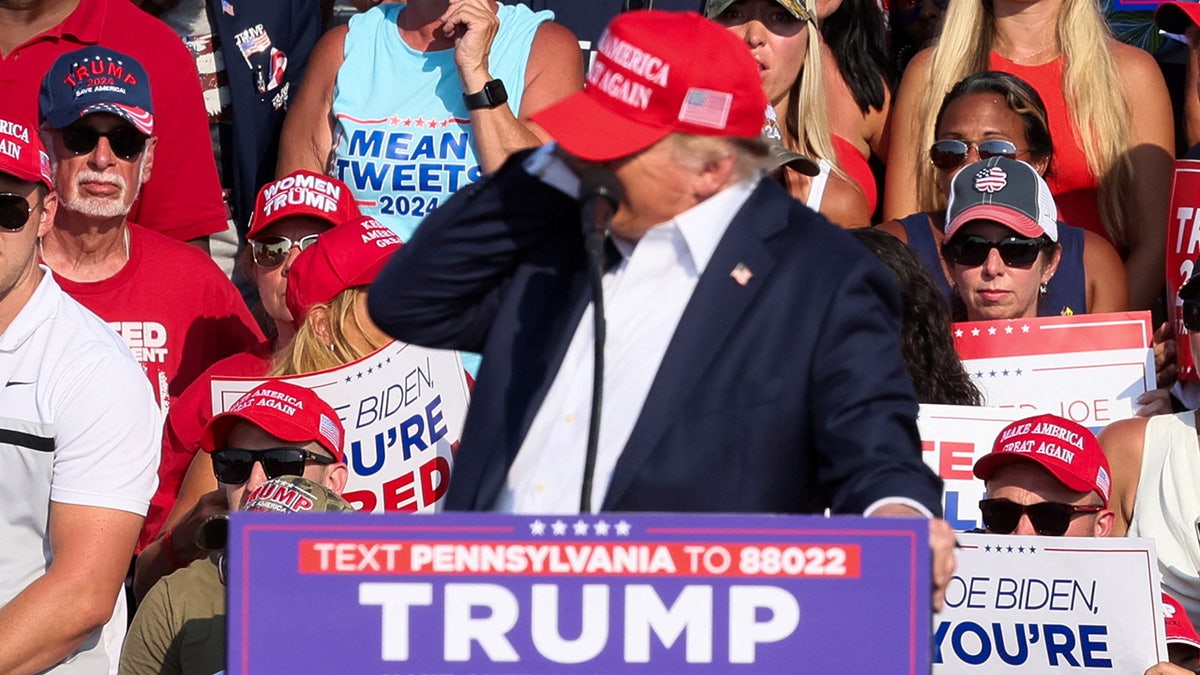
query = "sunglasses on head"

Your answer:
(0, 193), (33, 232)
(250, 234), (320, 268)
(1184, 297), (1200, 333)
(211, 446), (336, 485)
(929, 139), (1019, 170)
(62, 122), (148, 160)
(942, 234), (1044, 268)
(979, 498), (1103, 536)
